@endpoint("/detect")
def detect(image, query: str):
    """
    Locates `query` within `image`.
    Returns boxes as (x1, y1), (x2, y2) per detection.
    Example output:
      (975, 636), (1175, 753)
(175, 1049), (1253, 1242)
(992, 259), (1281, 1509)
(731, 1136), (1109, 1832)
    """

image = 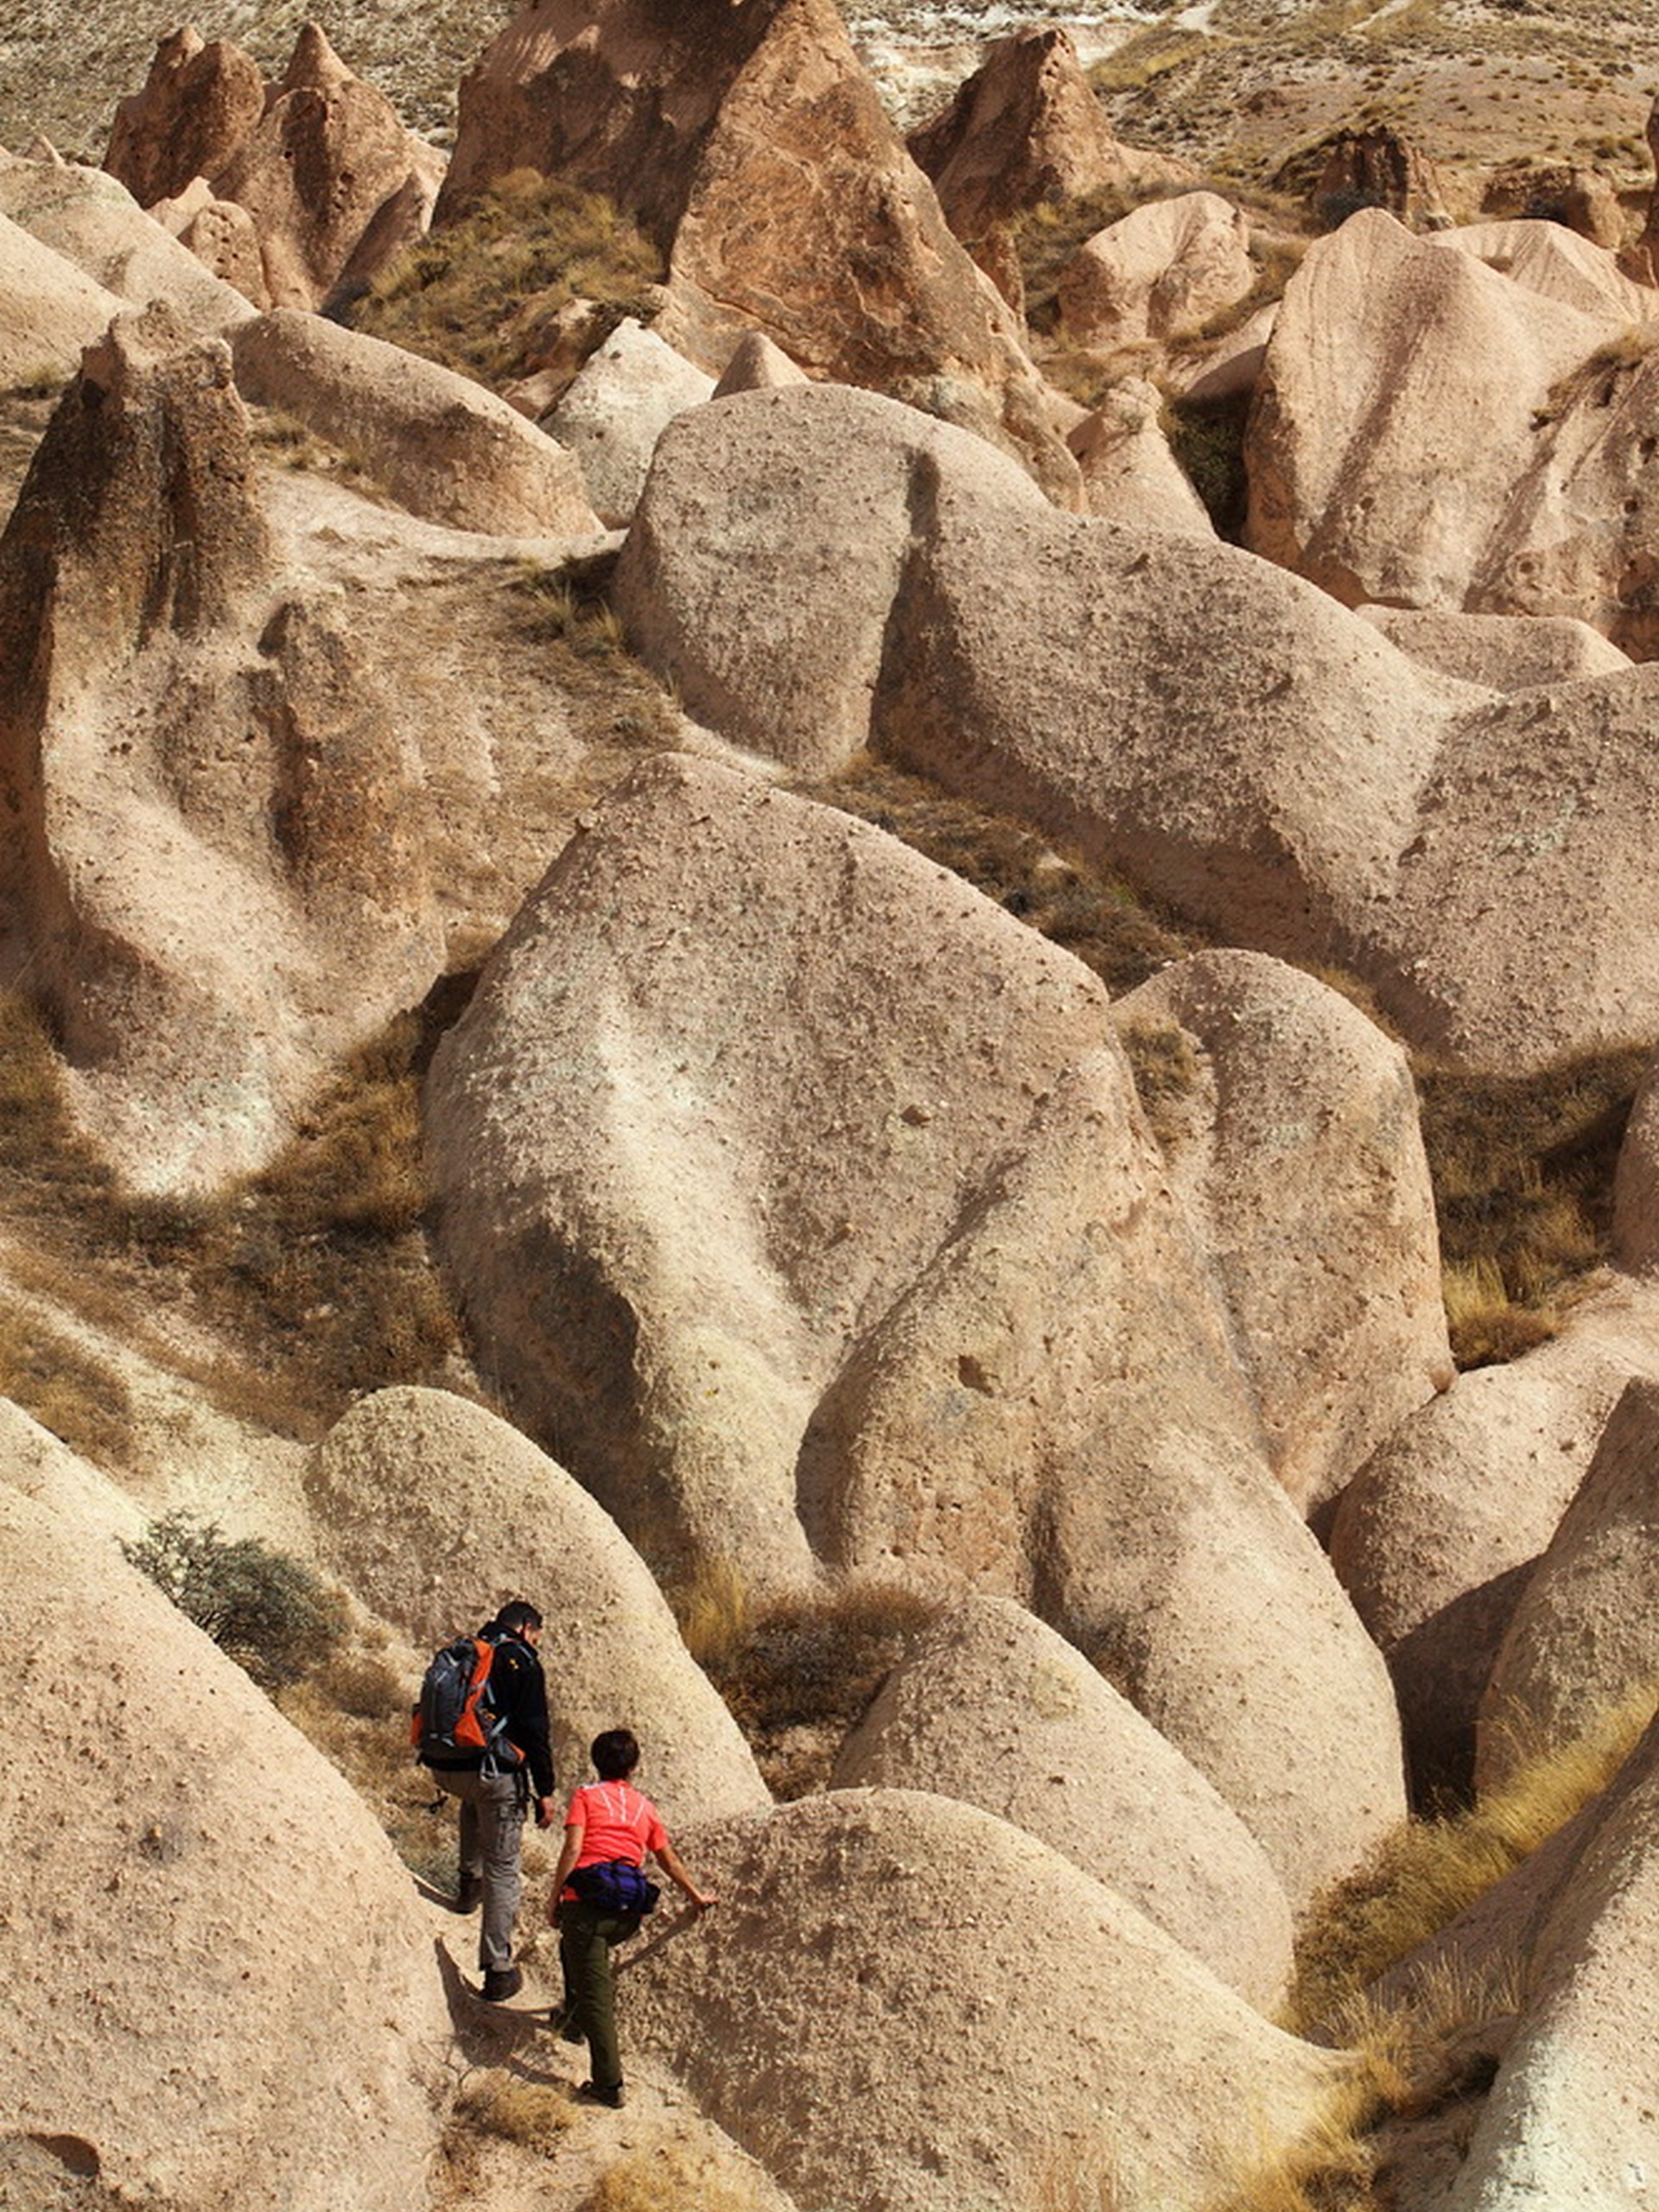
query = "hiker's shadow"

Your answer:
(434, 1941), (547, 2065)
